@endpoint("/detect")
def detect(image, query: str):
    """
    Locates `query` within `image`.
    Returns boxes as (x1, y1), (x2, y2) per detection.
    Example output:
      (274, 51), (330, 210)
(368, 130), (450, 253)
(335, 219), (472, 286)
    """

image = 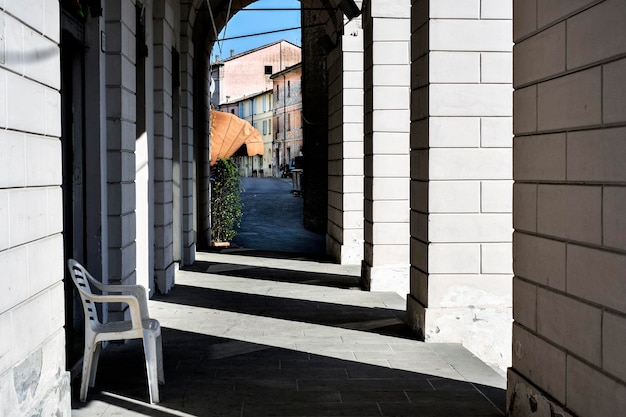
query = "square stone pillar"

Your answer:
(105, 1), (139, 318)
(152, 1), (177, 293)
(361, 0), (411, 296)
(326, 19), (365, 265)
(407, 0), (513, 371)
